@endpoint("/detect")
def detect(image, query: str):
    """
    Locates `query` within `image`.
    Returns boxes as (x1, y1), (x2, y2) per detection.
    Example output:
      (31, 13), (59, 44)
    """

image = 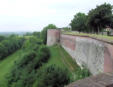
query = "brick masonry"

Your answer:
(47, 29), (113, 87)
(60, 34), (106, 75)
(47, 29), (60, 46)
(60, 34), (113, 75)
